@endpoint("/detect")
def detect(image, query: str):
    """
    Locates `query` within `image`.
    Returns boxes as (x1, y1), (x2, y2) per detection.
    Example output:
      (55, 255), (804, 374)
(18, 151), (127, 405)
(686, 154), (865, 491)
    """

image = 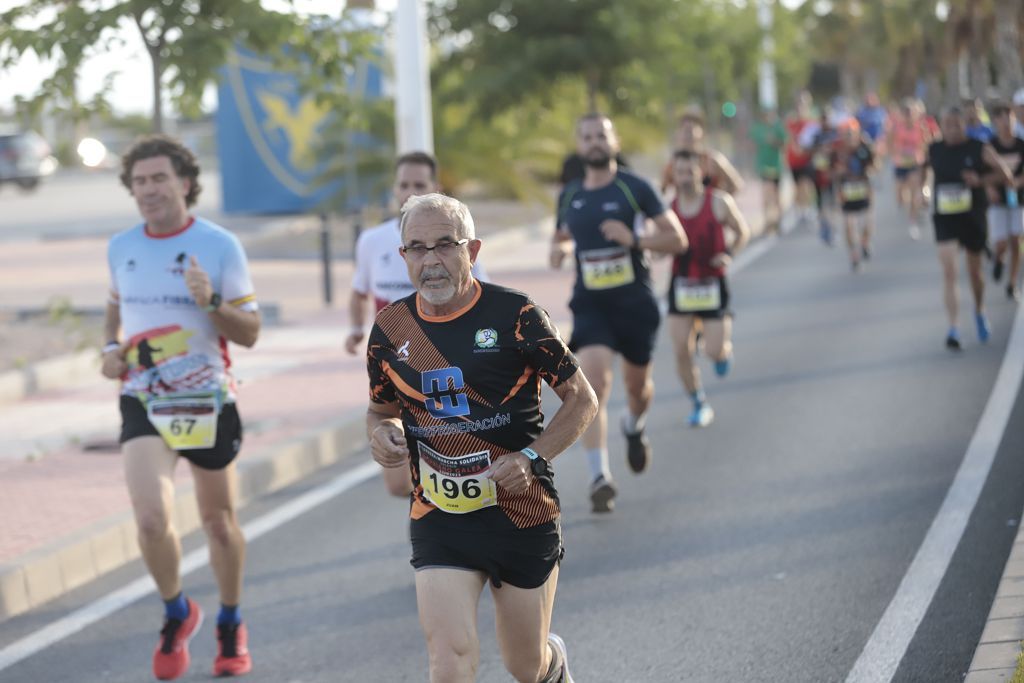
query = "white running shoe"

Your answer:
(547, 632), (574, 683)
